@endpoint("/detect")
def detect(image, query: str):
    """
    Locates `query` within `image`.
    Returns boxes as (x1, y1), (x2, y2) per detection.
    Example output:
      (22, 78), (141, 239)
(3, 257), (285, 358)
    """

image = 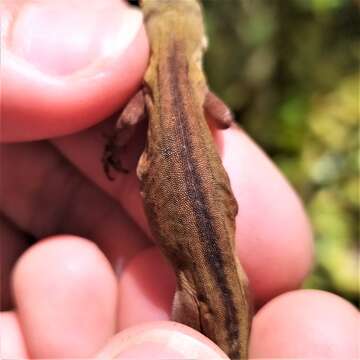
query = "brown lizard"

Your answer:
(103, 0), (252, 358)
